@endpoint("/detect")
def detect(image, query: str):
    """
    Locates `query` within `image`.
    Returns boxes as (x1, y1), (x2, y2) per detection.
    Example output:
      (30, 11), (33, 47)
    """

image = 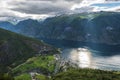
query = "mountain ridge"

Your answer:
(0, 12), (120, 45)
